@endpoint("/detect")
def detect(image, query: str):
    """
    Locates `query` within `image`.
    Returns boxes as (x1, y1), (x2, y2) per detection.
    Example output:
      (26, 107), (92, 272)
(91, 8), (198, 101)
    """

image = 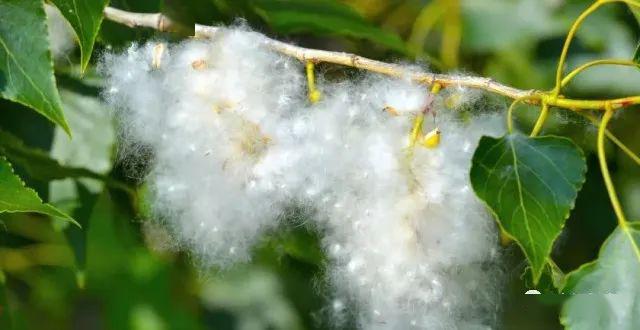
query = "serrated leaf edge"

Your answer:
(471, 134), (587, 284)
(0, 1), (70, 134)
(0, 156), (78, 226)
